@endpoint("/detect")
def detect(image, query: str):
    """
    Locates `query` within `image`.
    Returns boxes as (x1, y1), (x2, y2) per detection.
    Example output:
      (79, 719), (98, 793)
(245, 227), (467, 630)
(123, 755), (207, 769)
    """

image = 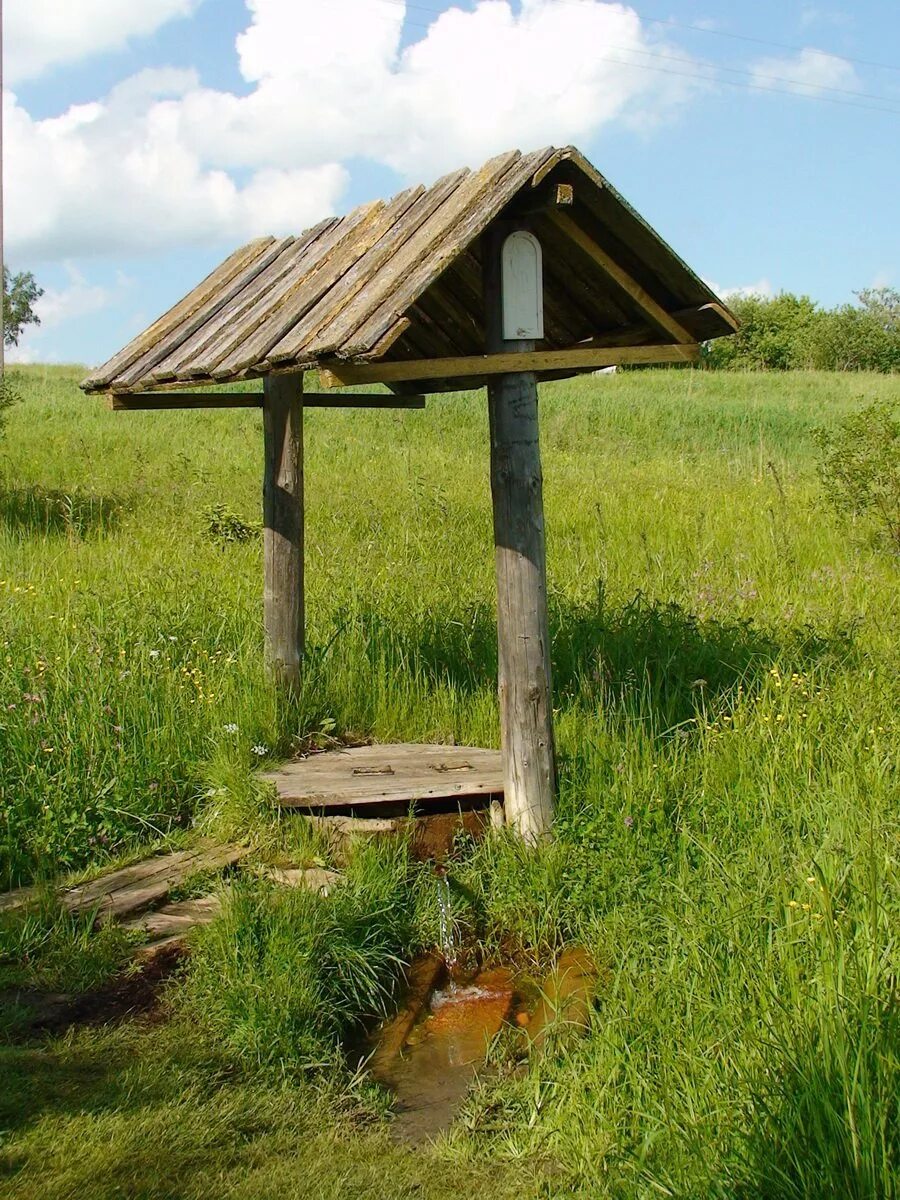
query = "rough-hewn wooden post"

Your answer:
(483, 224), (556, 843)
(263, 372), (304, 689)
